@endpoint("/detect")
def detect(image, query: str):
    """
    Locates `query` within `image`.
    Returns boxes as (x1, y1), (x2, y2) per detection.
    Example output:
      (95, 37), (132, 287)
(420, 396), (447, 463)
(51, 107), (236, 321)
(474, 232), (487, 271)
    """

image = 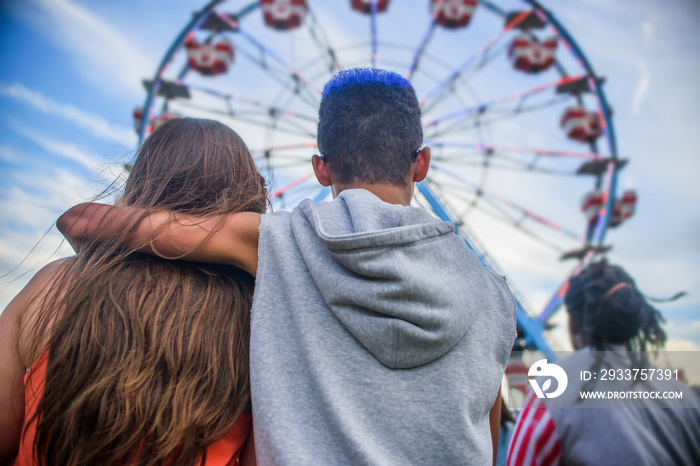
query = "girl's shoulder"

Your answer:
(17, 257), (74, 367)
